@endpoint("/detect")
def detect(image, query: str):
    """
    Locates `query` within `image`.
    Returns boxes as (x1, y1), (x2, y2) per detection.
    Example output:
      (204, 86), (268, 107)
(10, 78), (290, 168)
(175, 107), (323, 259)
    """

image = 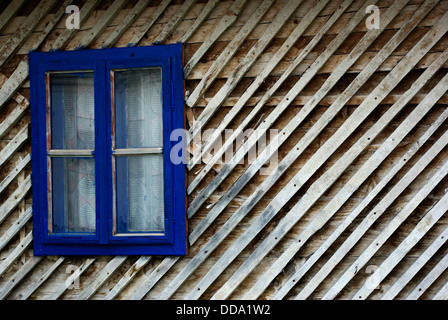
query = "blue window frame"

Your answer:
(30, 44), (187, 255)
